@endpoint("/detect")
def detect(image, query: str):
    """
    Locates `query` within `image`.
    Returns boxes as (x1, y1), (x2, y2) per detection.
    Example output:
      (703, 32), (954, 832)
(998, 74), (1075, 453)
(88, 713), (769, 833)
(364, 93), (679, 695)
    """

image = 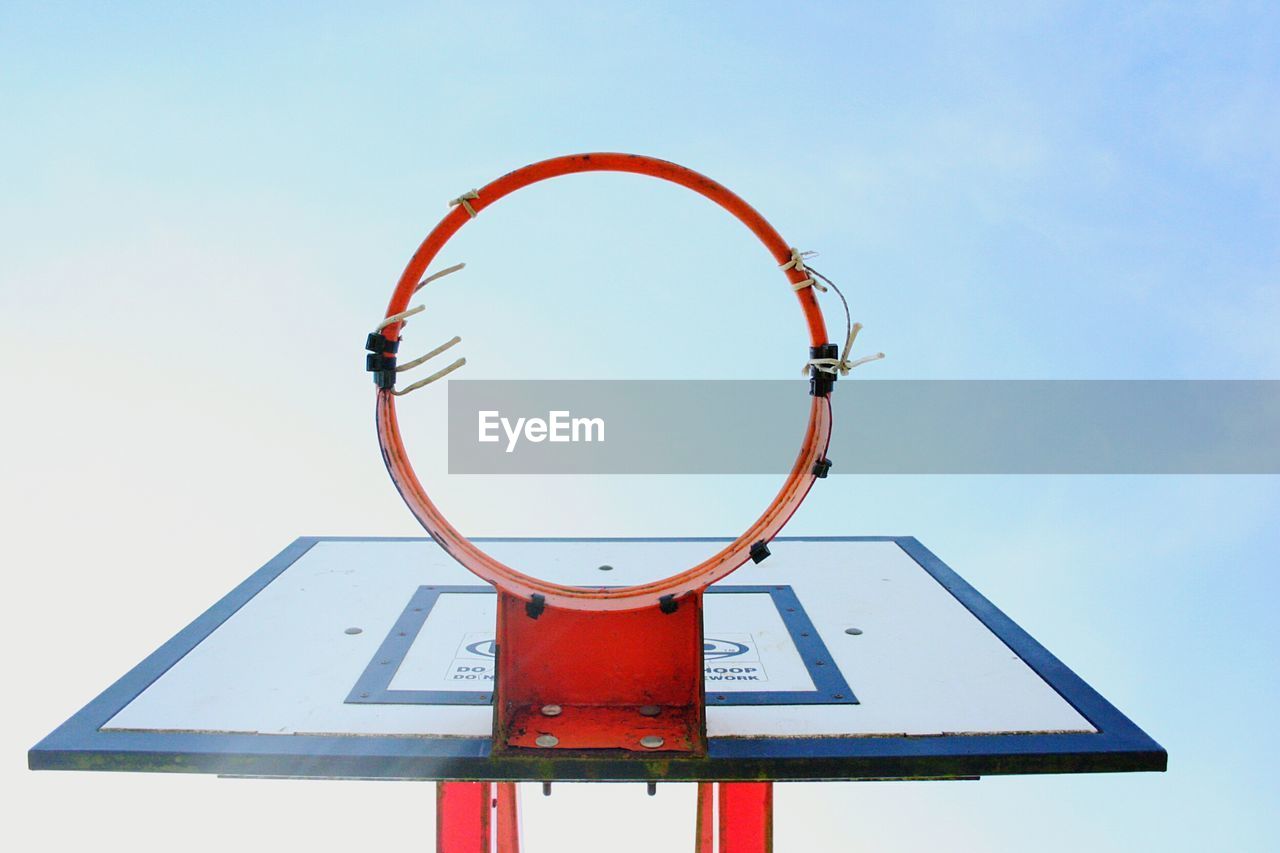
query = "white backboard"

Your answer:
(30, 537), (1165, 781)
